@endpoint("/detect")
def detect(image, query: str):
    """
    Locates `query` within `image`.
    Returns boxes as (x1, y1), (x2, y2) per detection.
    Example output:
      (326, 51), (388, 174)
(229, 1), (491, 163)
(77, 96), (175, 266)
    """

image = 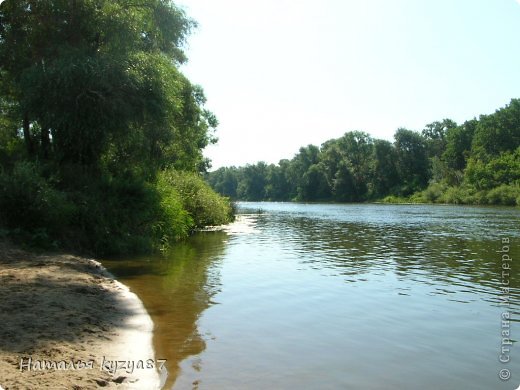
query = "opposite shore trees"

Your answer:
(207, 100), (520, 206)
